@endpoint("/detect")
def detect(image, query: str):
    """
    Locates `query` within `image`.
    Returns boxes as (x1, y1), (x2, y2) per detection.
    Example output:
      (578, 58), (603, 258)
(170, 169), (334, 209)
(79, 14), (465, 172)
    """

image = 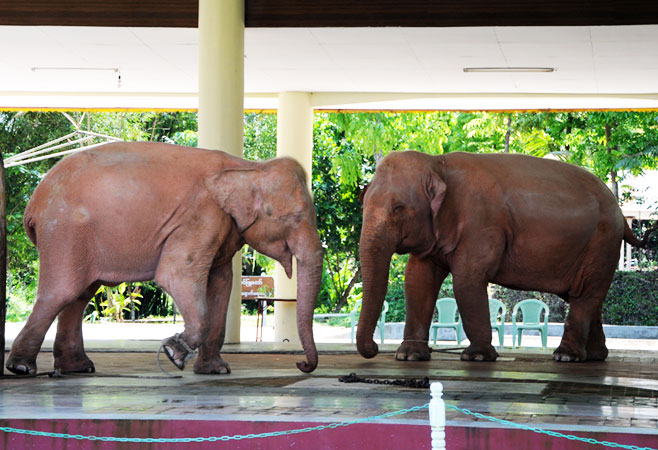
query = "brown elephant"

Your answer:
(7, 142), (322, 375)
(357, 150), (655, 363)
